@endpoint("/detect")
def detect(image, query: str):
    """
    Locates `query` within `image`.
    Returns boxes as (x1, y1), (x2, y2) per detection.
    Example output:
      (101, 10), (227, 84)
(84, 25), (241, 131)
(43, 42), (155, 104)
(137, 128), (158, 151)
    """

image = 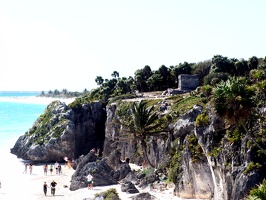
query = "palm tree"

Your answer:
(95, 76), (104, 85)
(119, 100), (168, 168)
(111, 71), (119, 79)
(214, 77), (266, 155)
